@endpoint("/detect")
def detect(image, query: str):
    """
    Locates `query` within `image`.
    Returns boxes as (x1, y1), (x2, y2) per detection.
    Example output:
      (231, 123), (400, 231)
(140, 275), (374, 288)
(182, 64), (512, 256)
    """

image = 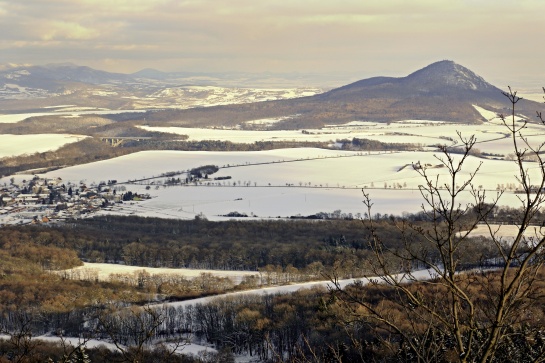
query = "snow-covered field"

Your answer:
(468, 224), (545, 240)
(0, 134), (87, 158)
(2, 144), (533, 220)
(0, 109), (146, 124)
(139, 113), (545, 156)
(140, 124), (449, 146)
(64, 262), (259, 282)
(2, 111), (544, 219)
